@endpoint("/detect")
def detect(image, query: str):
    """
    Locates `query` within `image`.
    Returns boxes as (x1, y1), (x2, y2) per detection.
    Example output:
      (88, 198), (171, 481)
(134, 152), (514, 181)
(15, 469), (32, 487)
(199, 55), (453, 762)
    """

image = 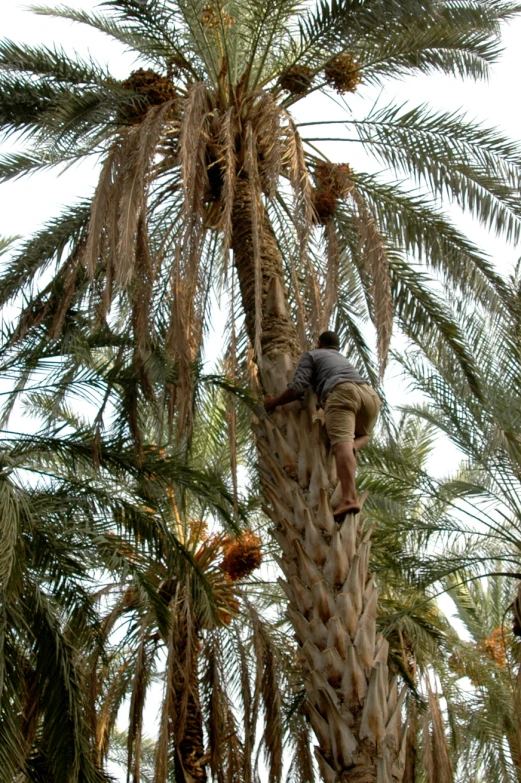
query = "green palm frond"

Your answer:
(352, 173), (508, 311)
(0, 39), (110, 83)
(332, 102), (521, 240)
(31, 4), (177, 63)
